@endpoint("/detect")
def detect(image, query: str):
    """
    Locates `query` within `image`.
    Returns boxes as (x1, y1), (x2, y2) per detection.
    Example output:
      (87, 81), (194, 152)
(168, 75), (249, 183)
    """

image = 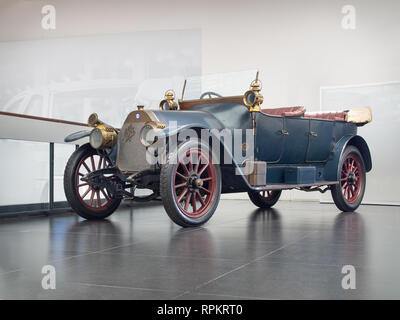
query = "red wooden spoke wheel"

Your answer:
(331, 146), (366, 212)
(65, 144), (121, 220)
(173, 148), (217, 218)
(74, 153), (113, 211)
(340, 154), (363, 204)
(160, 140), (221, 227)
